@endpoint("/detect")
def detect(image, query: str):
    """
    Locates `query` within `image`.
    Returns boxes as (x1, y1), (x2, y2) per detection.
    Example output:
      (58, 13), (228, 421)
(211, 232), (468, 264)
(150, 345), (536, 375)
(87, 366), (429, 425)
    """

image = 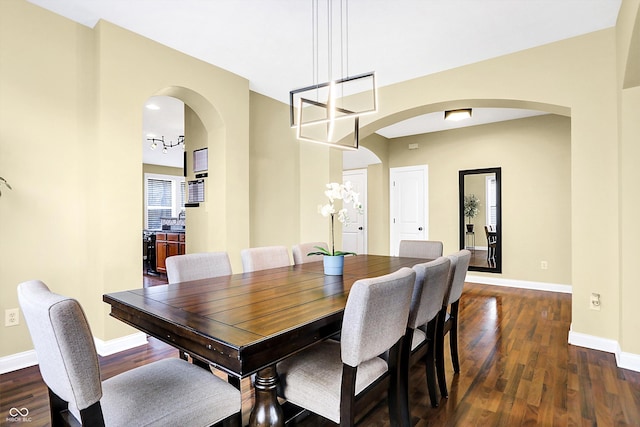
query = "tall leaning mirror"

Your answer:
(459, 167), (502, 273)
